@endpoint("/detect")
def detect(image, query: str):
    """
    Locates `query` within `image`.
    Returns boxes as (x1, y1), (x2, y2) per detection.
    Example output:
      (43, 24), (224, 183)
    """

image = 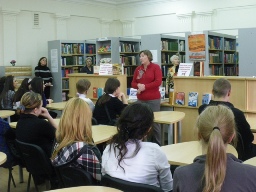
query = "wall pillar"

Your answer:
(176, 12), (193, 32)
(120, 19), (135, 36)
(2, 9), (20, 66)
(194, 10), (213, 31)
